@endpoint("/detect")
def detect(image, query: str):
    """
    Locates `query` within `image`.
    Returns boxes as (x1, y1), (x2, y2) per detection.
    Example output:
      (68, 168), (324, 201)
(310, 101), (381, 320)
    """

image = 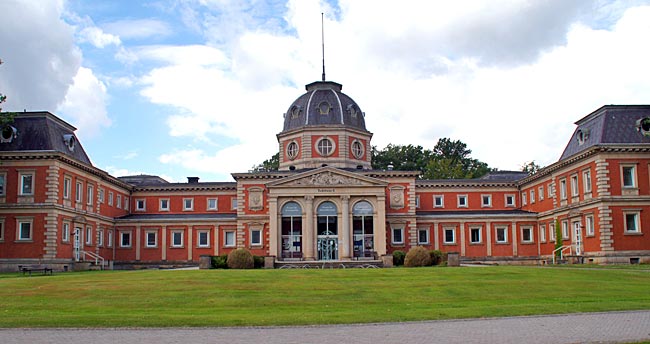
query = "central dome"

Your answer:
(282, 81), (367, 133)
